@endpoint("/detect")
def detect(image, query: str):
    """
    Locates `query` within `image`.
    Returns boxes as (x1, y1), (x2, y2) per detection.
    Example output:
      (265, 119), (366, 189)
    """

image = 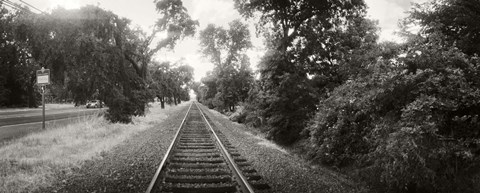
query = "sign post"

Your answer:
(36, 67), (50, 129)
(42, 86), (45, 129)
